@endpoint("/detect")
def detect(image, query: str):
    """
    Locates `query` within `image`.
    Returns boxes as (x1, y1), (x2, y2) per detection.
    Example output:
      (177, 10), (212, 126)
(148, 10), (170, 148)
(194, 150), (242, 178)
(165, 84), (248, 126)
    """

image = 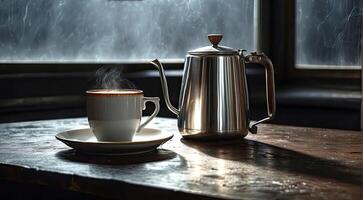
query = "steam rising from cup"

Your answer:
(94, 66), (136, 90)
